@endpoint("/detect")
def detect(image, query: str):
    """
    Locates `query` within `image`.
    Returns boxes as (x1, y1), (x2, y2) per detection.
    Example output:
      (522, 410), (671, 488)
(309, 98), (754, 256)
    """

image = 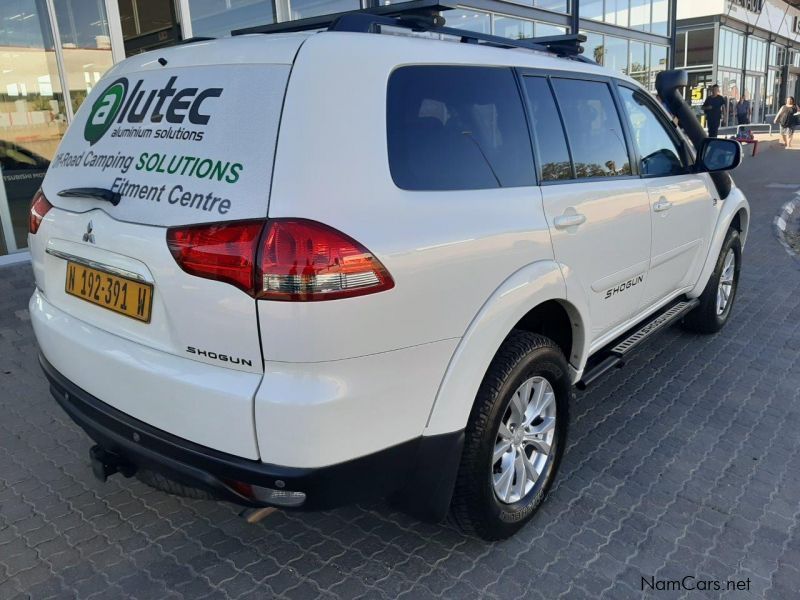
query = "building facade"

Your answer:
(0, 0), (675, 264)
(676, 0), (800, 128)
